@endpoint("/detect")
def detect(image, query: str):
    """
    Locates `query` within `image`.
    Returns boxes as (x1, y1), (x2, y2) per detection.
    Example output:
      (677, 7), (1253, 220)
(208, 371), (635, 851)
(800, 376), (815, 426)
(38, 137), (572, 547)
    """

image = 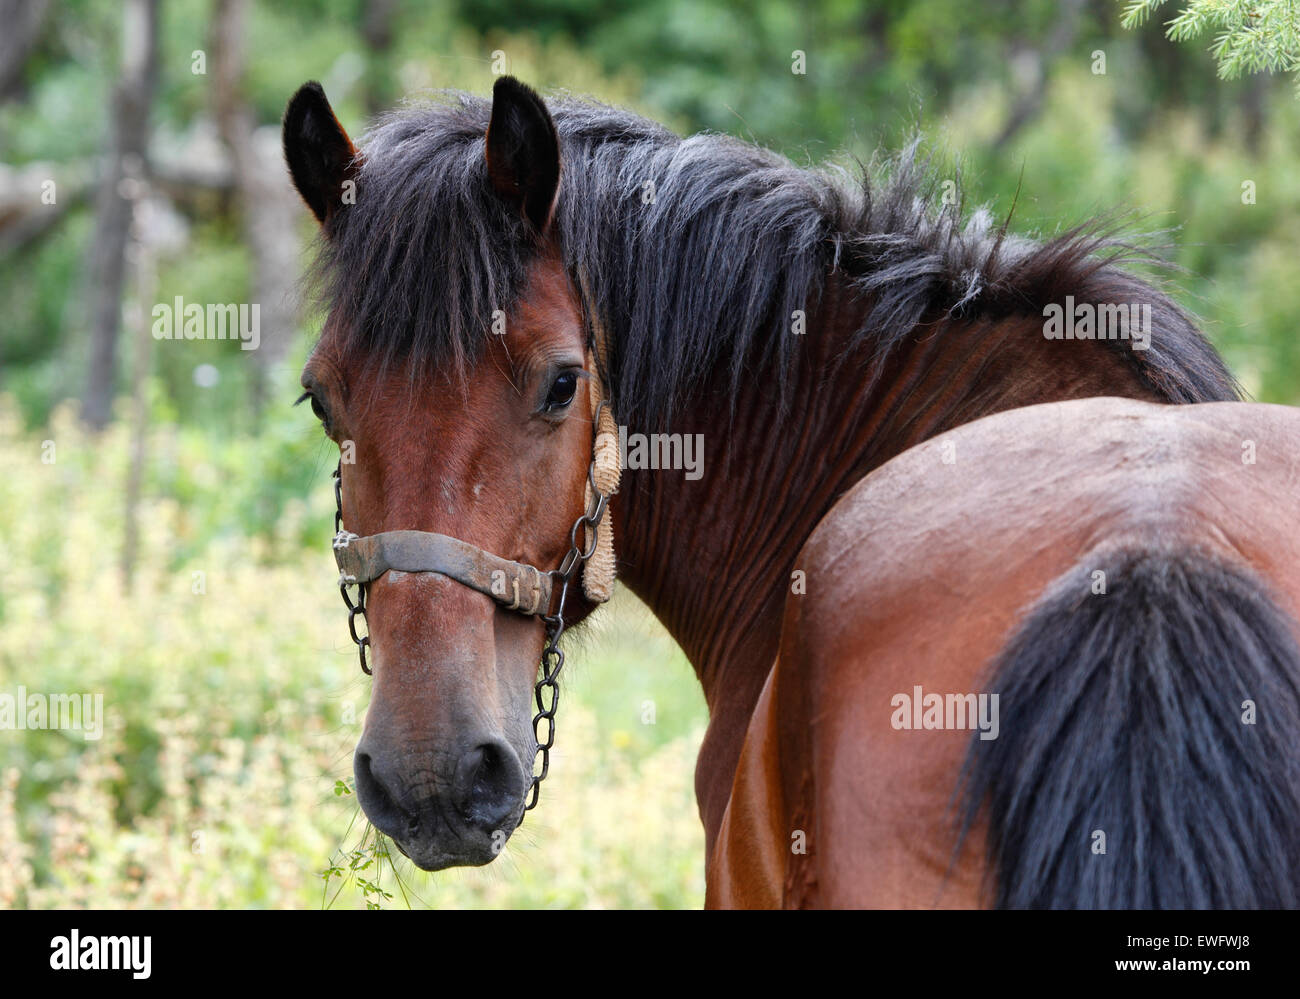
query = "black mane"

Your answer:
(313, 91), (1240, 428)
